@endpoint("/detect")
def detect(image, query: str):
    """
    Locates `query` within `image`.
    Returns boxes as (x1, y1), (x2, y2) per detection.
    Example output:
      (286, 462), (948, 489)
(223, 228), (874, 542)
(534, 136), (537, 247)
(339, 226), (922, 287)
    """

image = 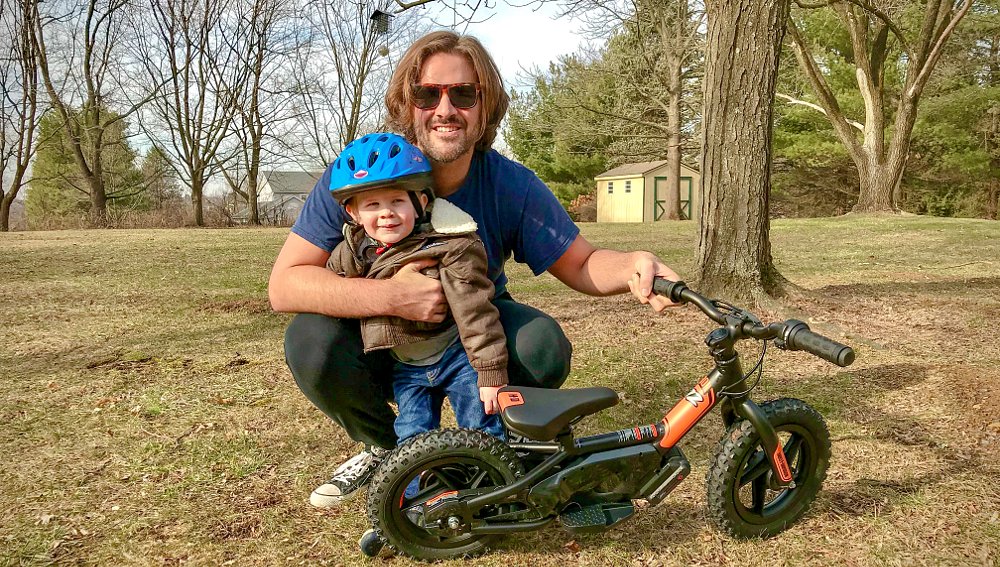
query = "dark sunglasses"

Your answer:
(411, 83), (480, 110)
